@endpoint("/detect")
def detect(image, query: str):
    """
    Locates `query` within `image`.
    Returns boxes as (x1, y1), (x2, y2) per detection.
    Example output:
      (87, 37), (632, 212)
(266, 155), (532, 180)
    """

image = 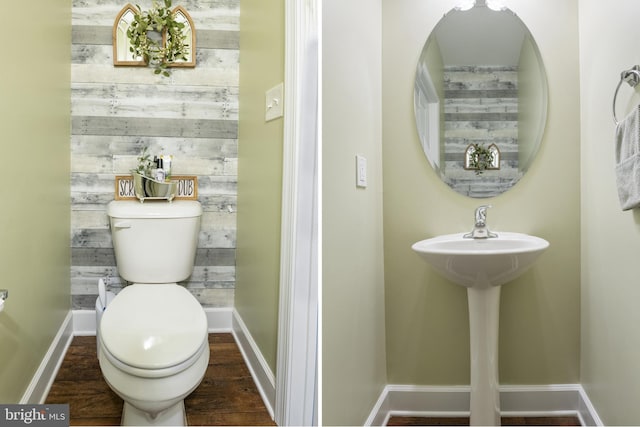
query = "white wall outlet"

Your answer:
(265, 82), (284, 121)
(356, 155), (368, 188)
